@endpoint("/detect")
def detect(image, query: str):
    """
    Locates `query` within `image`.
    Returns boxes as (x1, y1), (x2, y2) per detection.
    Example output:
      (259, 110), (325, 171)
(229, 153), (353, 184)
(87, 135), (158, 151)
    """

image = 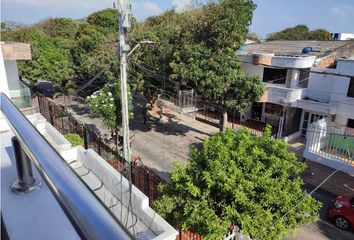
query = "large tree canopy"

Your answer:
(267, 24), (332, 41)
(2, 0), (264, 130)
(130, 0), (264, 130)
(154, 128), (321, 239)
